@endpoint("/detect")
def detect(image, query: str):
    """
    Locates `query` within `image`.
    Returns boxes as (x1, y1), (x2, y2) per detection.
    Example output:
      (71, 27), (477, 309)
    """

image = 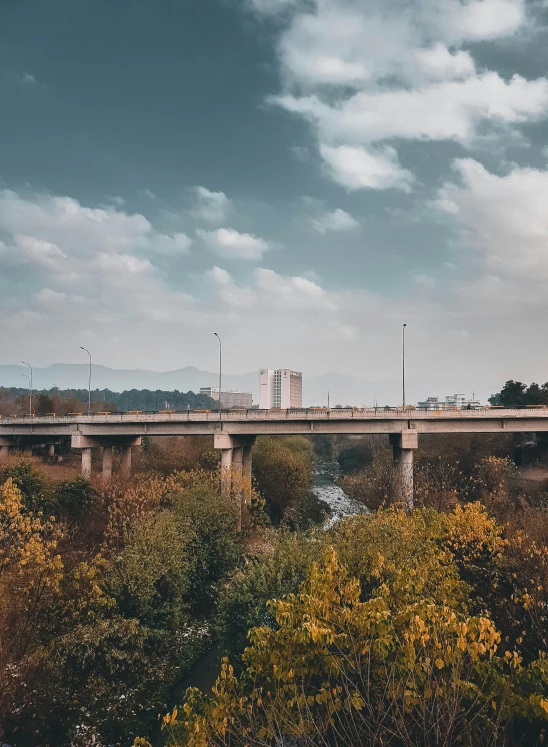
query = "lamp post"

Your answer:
(80, 347), (92, 415)
(214, 333), (222, 417)
(20, 373), (32, 416)
(402, 324), (407, 409)
(21, 361), (32, 415)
